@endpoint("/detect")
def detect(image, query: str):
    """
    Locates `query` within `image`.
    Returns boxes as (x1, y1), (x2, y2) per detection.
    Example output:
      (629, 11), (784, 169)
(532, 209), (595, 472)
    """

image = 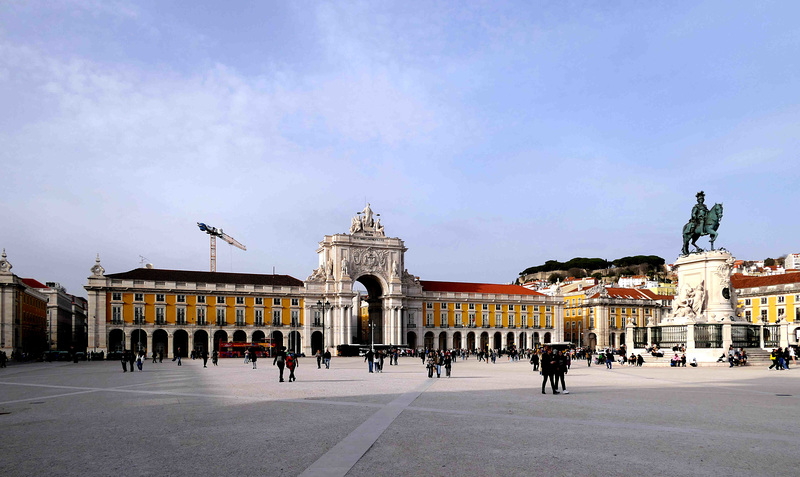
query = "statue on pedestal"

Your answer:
(681, 191), (724, 255)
